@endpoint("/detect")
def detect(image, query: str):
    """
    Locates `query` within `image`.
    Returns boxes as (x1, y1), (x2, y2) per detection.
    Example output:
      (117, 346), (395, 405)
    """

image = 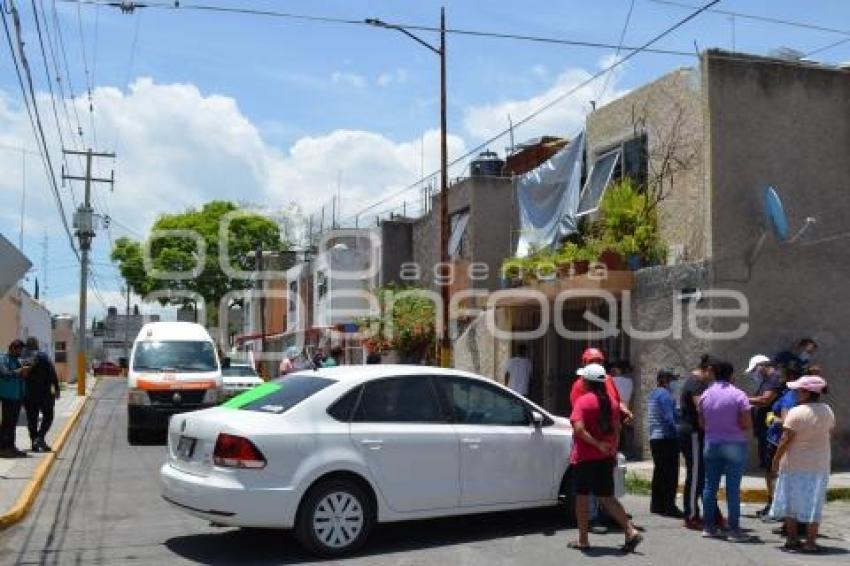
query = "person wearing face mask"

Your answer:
(775, 338), (817, 373)
(747, 354), (782, 517)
